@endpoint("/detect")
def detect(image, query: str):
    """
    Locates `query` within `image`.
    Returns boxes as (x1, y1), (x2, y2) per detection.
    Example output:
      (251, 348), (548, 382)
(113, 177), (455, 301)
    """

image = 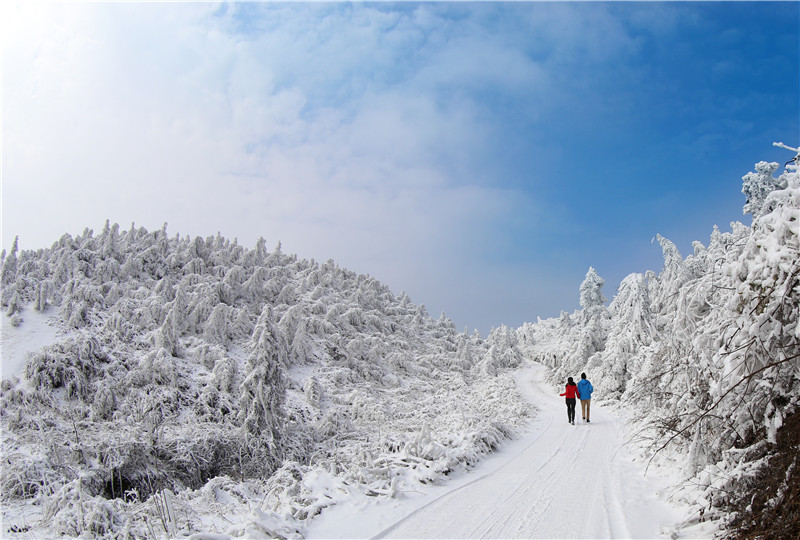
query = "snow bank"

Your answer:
(1, 306), (61, 380)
